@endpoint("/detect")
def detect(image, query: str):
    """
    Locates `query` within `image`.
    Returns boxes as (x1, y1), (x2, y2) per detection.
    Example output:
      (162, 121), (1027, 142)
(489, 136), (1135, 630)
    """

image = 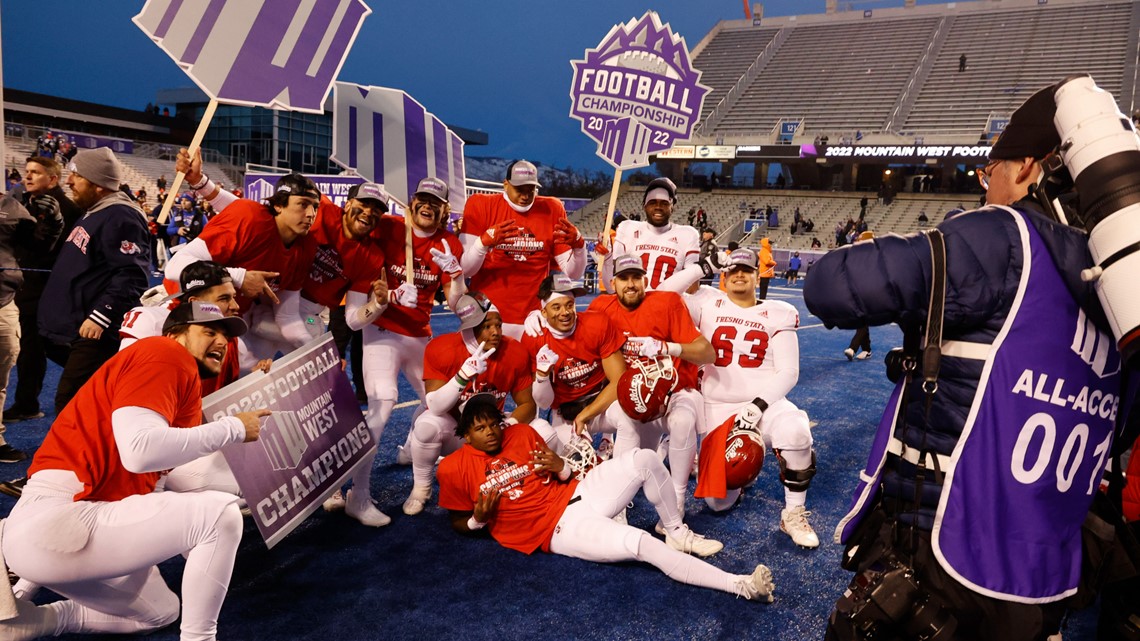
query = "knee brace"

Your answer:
(774, 448), (816, 492)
